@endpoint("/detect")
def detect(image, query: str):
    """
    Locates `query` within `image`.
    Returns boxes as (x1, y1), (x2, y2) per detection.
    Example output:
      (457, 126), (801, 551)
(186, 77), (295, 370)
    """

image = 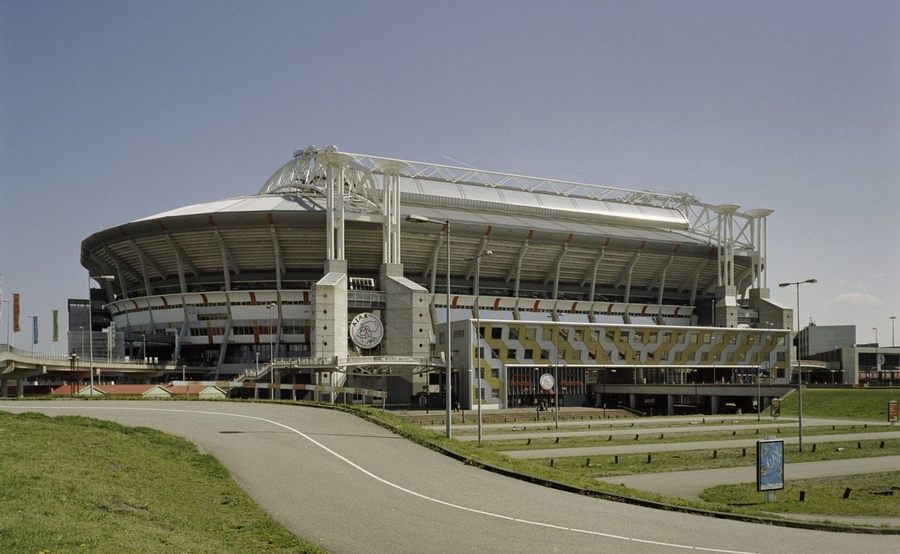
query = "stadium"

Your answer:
(78, 145), (793, 408)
